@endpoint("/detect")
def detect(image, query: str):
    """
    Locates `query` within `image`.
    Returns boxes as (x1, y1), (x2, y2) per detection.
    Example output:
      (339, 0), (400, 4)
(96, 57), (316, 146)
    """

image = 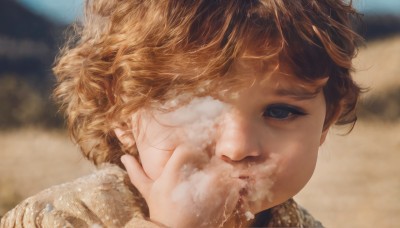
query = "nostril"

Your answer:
(219, 154), (247, 164)
(238, 176), (250, 180)
(214, 128), (263, 162)
(220, 154), (233, 163)
(219, 153), (260, 164)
